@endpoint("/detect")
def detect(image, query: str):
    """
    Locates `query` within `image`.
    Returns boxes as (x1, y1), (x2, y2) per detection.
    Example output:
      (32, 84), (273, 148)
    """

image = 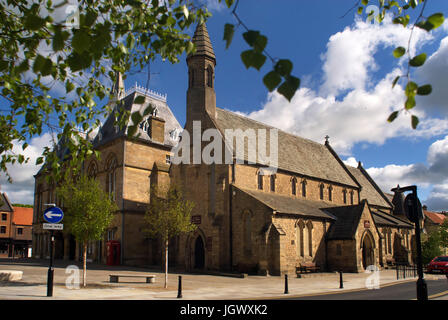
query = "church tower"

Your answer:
(186, 23), (216, 131)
